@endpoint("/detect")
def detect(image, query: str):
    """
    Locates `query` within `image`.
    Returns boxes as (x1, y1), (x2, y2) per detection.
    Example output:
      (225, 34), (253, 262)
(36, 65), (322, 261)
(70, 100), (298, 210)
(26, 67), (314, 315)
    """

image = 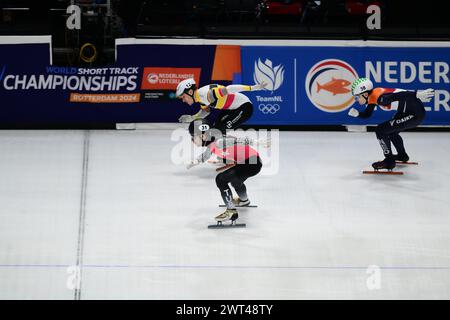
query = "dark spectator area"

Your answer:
(134, 0), (450, 40)
(1, 0), (449, 65)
